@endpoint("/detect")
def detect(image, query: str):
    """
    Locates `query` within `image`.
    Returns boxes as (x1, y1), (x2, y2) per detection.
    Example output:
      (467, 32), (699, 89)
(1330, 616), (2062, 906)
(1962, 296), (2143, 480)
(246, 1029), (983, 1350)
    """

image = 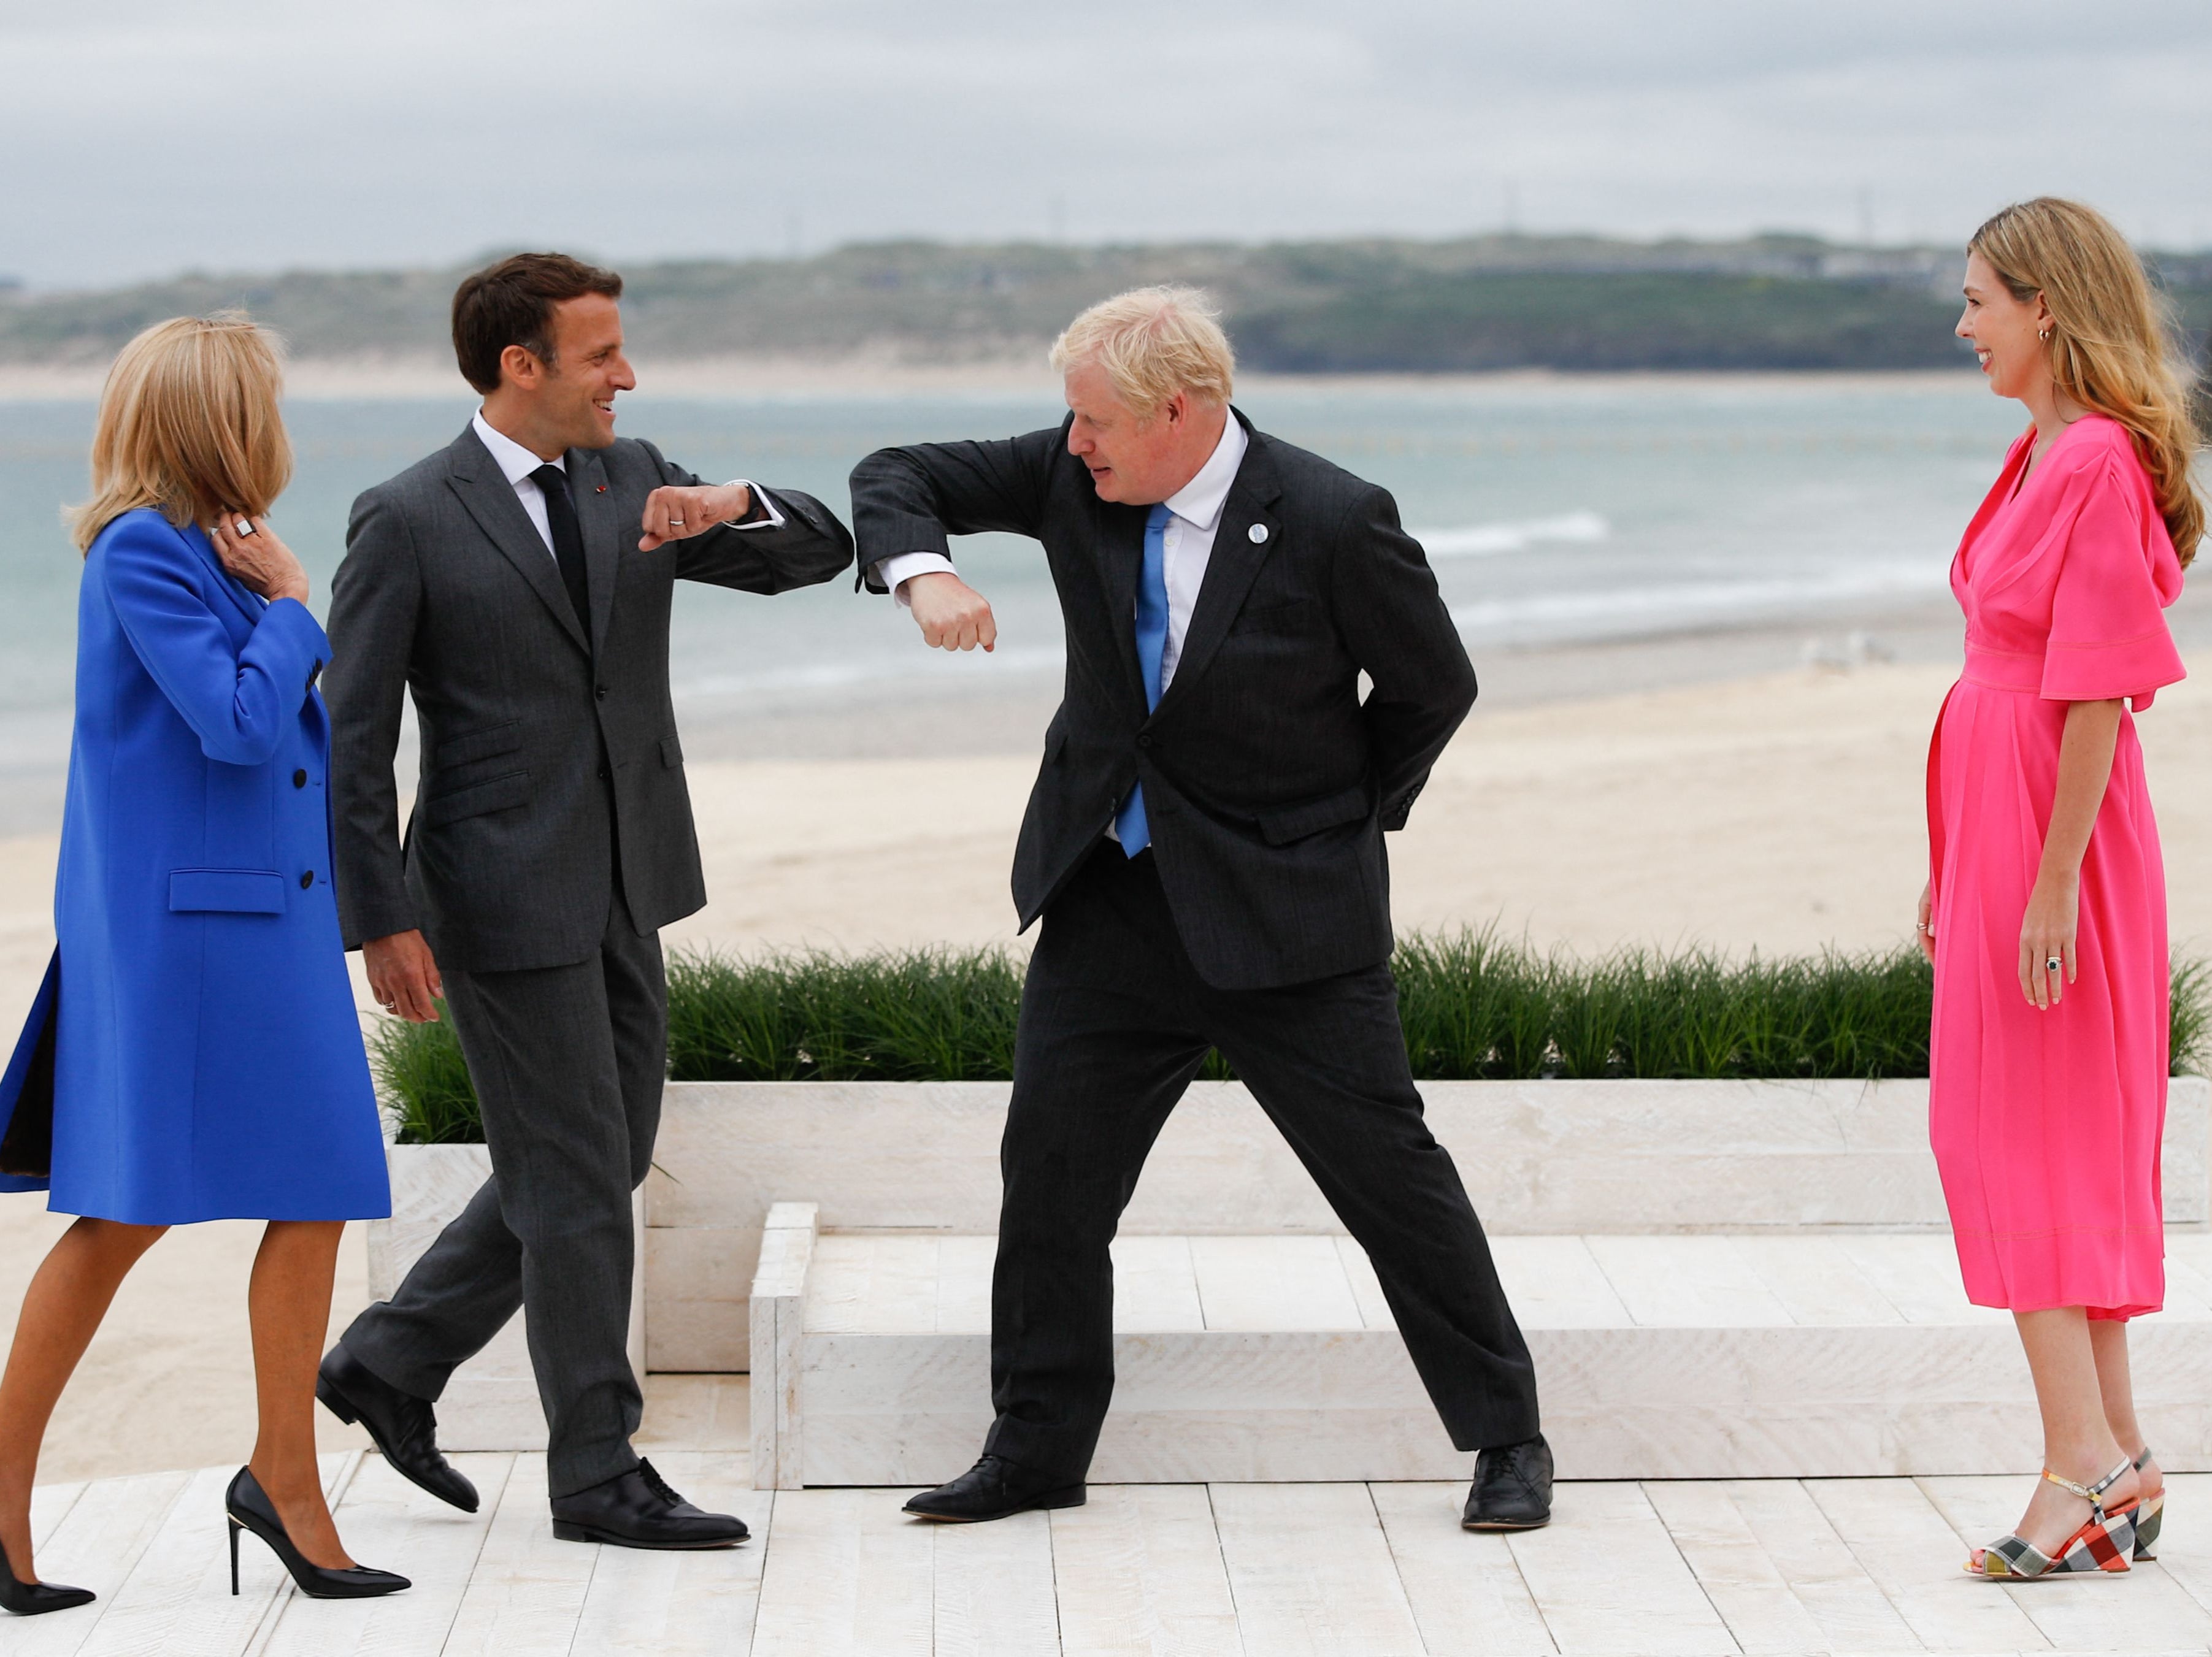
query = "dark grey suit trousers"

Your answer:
(984, 841), (1542, 1480)
(339, 894), (665, 1498)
